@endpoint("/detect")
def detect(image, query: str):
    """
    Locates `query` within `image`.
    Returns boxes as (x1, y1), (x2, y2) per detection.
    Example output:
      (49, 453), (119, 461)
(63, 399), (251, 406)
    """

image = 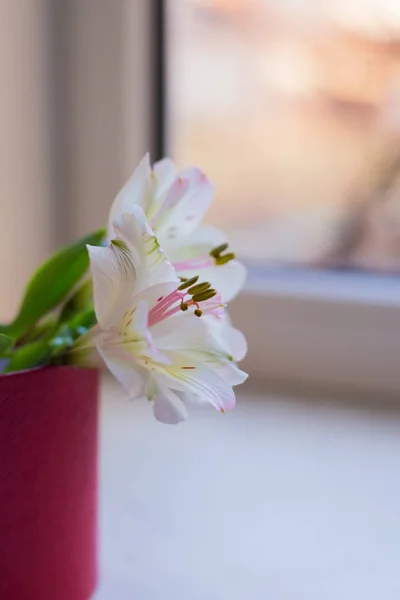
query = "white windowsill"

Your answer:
(95, 379), (400, 600)
(230, 267), (400, 398)
(245, 266), (400, 306)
